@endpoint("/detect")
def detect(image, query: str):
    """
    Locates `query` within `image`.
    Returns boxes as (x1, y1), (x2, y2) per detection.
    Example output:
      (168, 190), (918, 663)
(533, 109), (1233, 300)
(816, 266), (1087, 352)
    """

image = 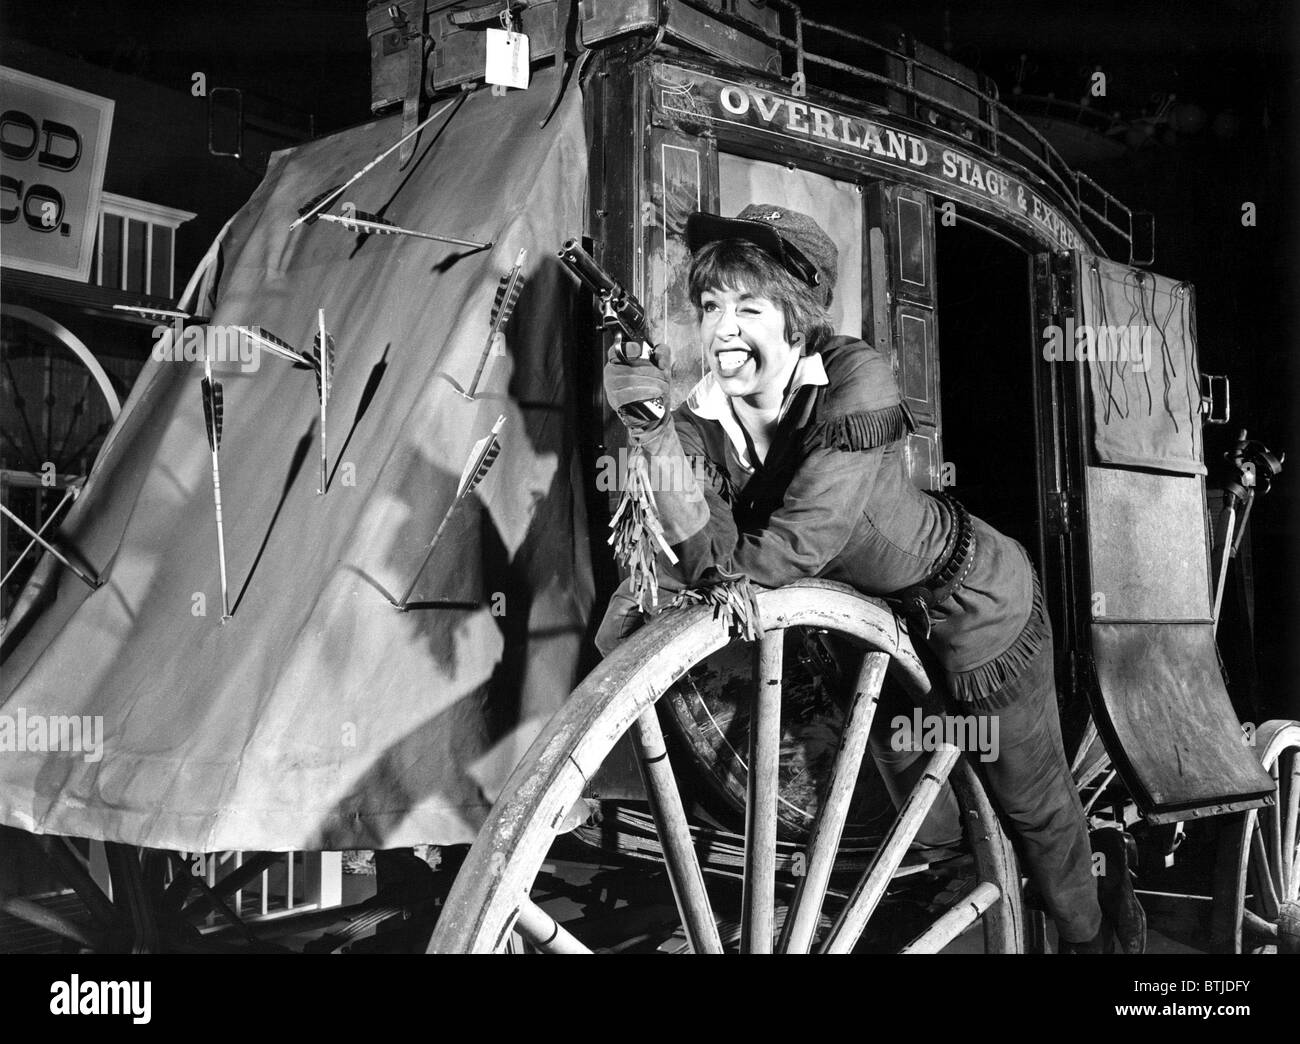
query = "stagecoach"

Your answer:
(0, 1), (1294, 956)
